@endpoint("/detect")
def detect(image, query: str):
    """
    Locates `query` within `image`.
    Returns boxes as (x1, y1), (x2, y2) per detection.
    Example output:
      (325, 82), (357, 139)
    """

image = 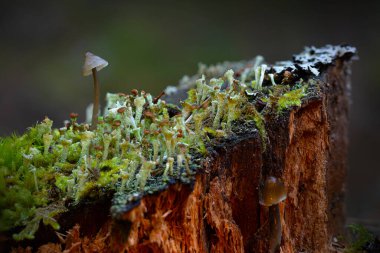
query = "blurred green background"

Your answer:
(1, 0), (379, 228)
